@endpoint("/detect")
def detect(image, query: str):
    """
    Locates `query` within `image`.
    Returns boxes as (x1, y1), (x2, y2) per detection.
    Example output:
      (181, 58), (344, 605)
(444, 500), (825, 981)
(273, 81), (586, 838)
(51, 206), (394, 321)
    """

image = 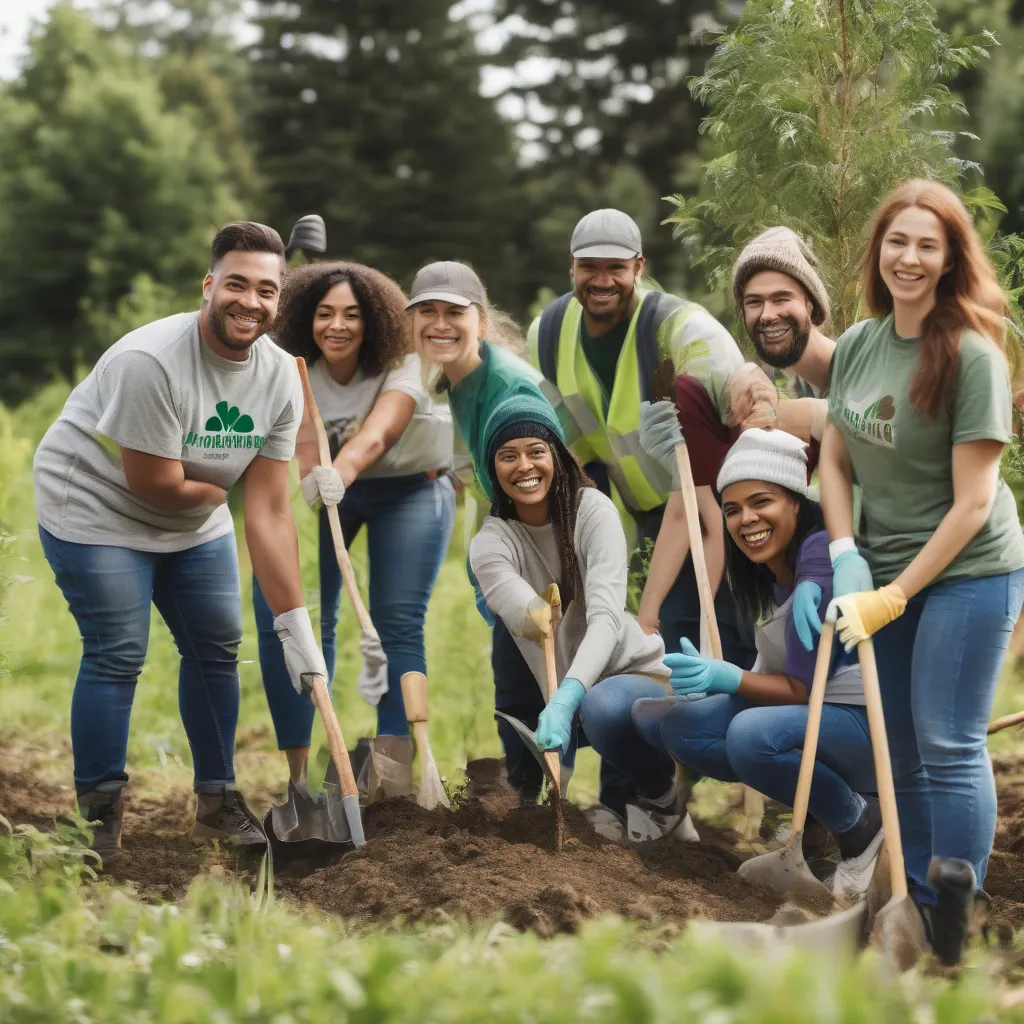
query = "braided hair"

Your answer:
(487, 423), (594, 607)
